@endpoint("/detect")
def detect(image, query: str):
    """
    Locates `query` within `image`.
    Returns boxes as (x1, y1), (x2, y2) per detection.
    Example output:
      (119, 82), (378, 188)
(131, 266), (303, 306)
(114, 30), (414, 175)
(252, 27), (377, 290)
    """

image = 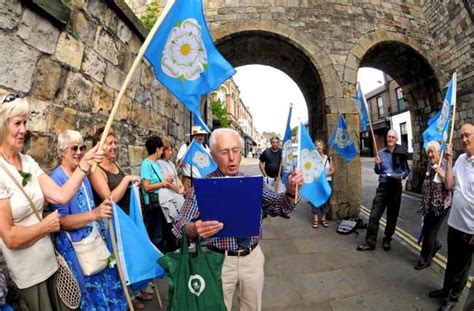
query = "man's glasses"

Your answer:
(68, 145), (87, 153)
(2, 94), (19, 104)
